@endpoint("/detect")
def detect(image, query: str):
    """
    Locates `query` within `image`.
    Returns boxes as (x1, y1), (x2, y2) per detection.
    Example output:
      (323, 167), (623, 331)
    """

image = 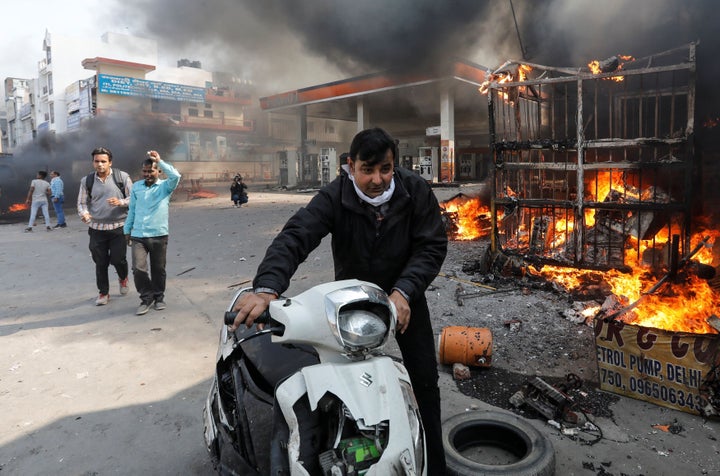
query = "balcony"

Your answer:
(204, 88), (252, 105)
(177, 115), (255, 132)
